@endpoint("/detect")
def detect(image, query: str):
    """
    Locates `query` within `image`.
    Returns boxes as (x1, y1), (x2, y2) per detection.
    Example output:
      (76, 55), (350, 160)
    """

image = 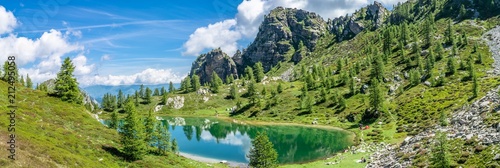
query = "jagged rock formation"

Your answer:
(190, 48), (238, 84)
(238, 7), (327, 72)
(328, 1), (388, 41)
